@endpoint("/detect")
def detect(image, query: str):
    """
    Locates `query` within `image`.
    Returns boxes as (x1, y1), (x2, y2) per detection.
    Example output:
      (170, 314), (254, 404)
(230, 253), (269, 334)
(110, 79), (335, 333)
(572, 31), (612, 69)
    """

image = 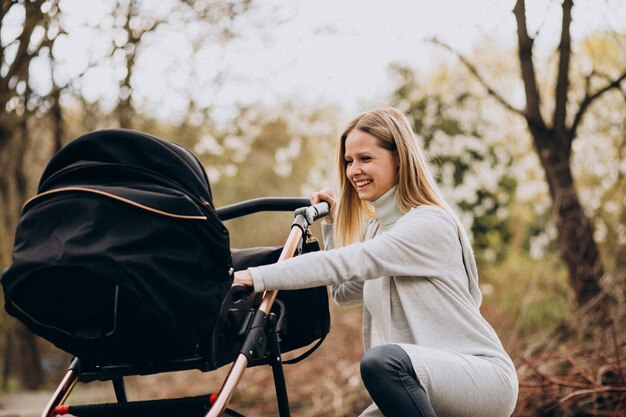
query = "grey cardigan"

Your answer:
(249, 194), (518, 417)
